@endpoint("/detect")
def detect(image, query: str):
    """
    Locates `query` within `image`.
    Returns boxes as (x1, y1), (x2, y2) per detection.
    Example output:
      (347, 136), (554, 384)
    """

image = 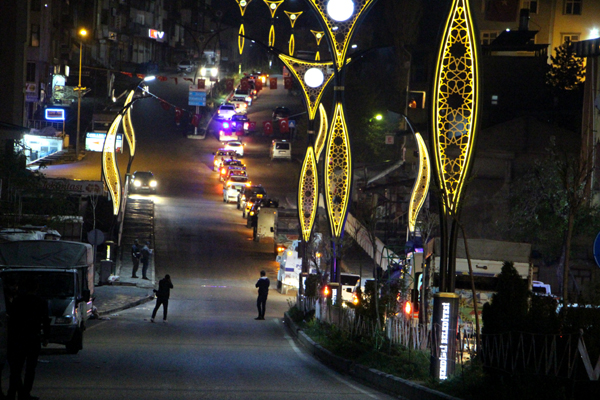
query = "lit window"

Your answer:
(562, 33), (580, 44)
(522, 0), (538, 13)
(481, 31), (499, 45)
(564, 0), (582, 15)
(30, 24), (40, 47)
